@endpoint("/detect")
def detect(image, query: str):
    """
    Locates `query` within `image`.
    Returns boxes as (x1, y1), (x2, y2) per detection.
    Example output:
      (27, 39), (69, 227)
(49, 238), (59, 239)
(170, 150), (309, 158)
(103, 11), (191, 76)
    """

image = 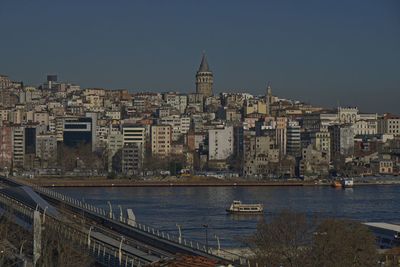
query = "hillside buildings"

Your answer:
(0, 54), (399, 179)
